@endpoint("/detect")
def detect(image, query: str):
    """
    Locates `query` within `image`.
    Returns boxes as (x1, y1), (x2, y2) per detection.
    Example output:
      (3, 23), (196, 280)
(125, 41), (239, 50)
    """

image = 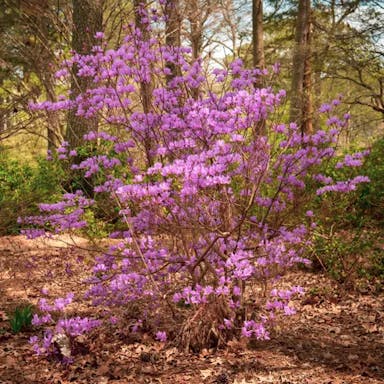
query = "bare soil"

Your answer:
(0, 235), (383, 384)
